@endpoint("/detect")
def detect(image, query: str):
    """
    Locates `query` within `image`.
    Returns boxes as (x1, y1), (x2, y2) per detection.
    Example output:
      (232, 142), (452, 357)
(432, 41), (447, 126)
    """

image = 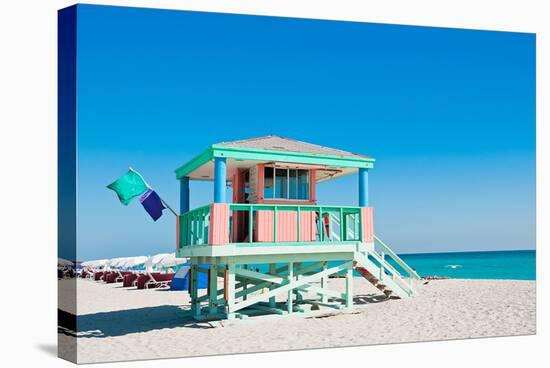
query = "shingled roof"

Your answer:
(176, 135), (374, 180)
(215, 135), (370, 159)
